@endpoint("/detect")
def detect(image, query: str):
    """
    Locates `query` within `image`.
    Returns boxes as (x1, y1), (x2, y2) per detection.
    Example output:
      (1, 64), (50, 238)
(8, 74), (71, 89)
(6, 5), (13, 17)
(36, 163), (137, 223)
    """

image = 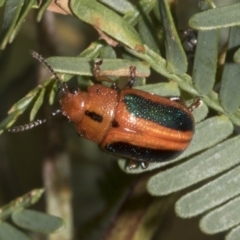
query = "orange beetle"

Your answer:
(9, 52), (201, 169)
